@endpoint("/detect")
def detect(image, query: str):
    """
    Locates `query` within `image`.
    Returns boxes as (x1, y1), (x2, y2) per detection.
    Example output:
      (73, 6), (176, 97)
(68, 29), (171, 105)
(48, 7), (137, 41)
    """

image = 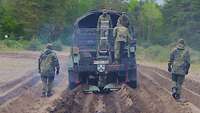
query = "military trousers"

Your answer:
(41, 75), (55, 94)
(114, 41), (126, 62)
(171, 73), (185, 96)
